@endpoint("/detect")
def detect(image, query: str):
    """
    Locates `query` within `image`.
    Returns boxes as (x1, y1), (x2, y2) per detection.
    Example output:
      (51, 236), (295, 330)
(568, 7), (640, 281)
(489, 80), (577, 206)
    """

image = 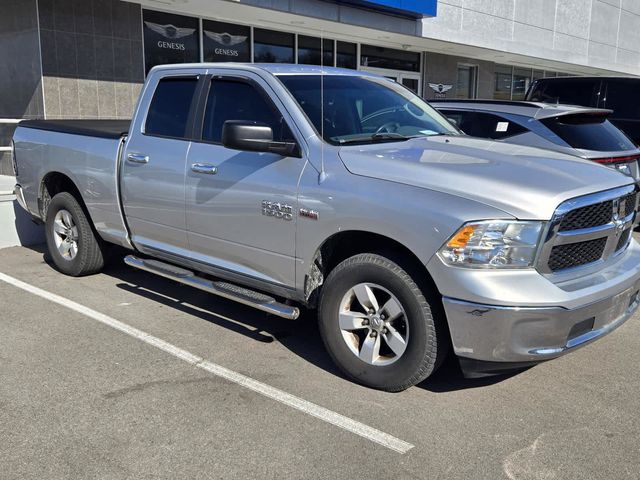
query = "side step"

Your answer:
(124, 255), (300, 320)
